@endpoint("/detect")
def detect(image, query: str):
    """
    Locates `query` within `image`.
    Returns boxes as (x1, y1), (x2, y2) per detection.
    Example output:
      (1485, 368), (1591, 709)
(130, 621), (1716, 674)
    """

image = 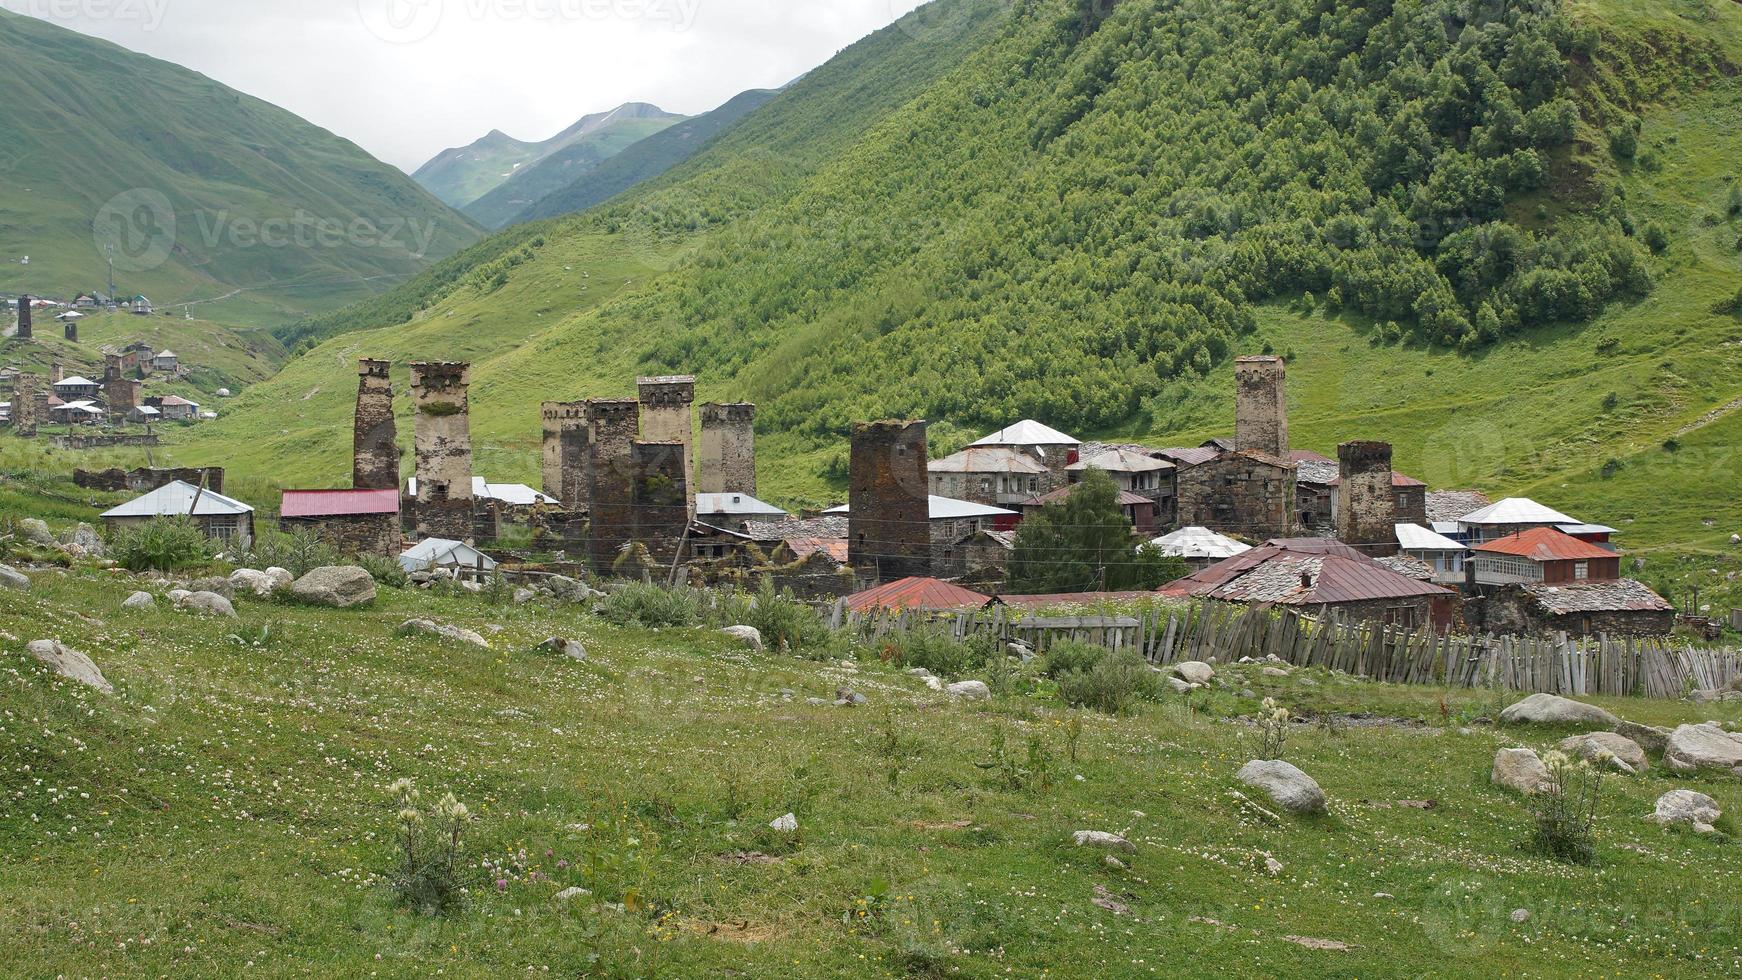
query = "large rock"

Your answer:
(290, 566), (377, 608)
(1172, 661), (1215, 685)
(947, 680), (991, 700)
(60, 523), (105, 557)
(186, 576), (235, 600)
(538, 637), (587, 660)
(1559, 732), (1648, 774)
(1072, 830), (1136, 854)
(1646, 790), (1723, 834)
(229, 568), (279, 597)
(1491, 747), (1552, 794)
(17, 518), (57, 548)
(1613, 719), (1672, 756)
(1237, 760), (1327, 815)
(721, 625), (763, 652)
(1663, 723), (1742, 775)
(264, 567), (294, 589)
(178, 591), (238, 618)
(1498, 693), (1620, 728)
(121, 591), (156, 610)
(26, 640), (113, 693)
(401, 619), (489, 648)
(0, 563), (29, 591)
